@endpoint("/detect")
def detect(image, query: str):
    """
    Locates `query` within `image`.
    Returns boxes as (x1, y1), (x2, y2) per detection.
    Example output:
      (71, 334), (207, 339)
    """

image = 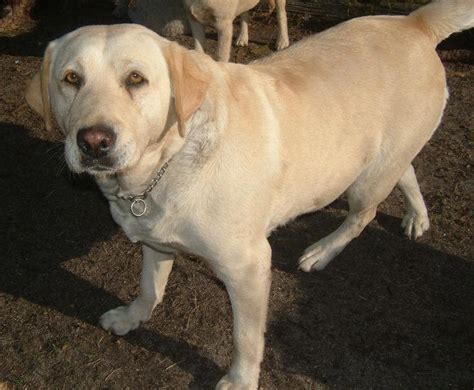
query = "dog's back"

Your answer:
(248, 0), (472, 230)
